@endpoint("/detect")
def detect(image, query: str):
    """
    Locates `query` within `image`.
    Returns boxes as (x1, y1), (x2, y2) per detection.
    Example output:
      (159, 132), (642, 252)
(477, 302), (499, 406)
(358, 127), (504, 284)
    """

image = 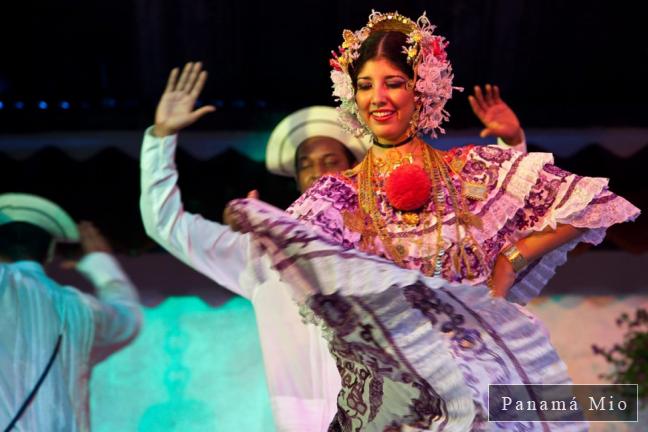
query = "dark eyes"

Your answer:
(297, 158), (341, 170)
(387, 80), (408, 89)
(357, 80), (408, 91)
(324, 158), (341, 167)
